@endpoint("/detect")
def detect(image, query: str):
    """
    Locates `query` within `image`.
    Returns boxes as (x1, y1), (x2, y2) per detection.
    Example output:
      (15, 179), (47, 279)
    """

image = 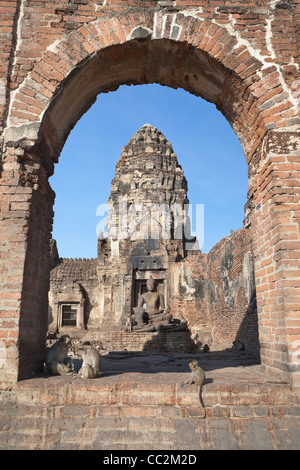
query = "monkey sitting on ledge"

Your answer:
(46, 335), (74, 376)
(75, 342), (102, 379)
(181, 359), (206, 419)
